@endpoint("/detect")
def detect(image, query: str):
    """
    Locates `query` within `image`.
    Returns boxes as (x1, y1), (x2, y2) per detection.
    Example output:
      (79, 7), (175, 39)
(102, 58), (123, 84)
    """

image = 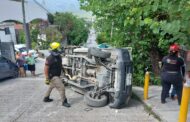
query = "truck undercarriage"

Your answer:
(62, 47), (133, 109)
